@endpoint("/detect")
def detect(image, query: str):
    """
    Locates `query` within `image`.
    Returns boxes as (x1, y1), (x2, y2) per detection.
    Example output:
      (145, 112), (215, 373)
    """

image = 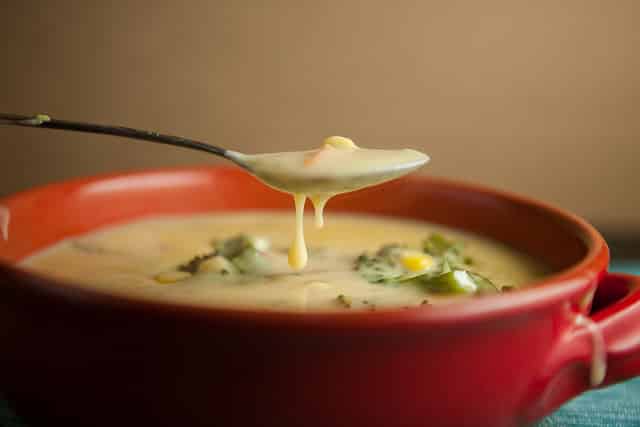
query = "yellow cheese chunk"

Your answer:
(154, 271), (191, 284)
(323, 136), (358, 150)
(401, 251), (434, 272)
